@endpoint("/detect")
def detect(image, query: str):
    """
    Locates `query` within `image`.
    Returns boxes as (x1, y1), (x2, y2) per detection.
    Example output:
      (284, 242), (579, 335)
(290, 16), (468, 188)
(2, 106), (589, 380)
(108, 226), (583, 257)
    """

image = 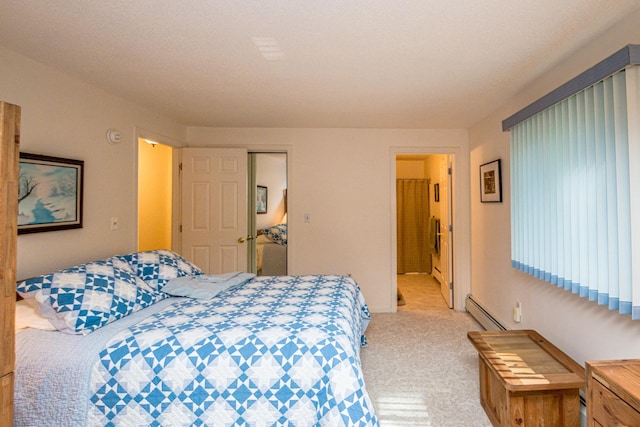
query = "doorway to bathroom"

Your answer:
(395, 153), (453, 308)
